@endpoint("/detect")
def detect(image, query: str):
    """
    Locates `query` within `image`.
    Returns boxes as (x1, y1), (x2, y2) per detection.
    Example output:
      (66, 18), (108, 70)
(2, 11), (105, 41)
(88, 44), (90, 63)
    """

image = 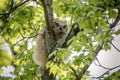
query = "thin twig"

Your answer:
(96, 65), (120, 79)
(8, 0), (30, 15)
(95, 57), (111, 69)
(111, 42), (120, 52)
(13, 34), (38, 46)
